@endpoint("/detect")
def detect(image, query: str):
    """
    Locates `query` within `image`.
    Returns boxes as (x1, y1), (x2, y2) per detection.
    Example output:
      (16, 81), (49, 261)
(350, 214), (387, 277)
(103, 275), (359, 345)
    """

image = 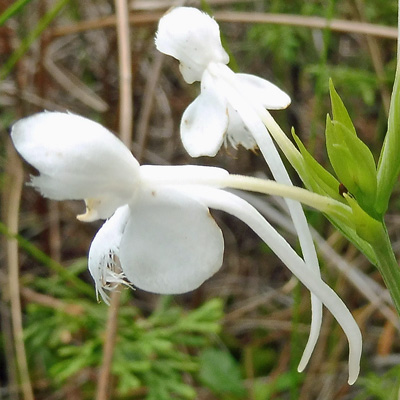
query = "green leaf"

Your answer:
(343, 194), (382, 244)
(327, 80), (378, 215)
(0, 0), (33, 26)
(325, 115), (377, 214)
(198, 349), (246, 398)
(0, 221), (93, 297)
(325, 214), (377, 266)
(292, 128), (342, 201)
(329, 79), (357, 136)
(0, 0), (70, 80)
(376, 62), (400, 215)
